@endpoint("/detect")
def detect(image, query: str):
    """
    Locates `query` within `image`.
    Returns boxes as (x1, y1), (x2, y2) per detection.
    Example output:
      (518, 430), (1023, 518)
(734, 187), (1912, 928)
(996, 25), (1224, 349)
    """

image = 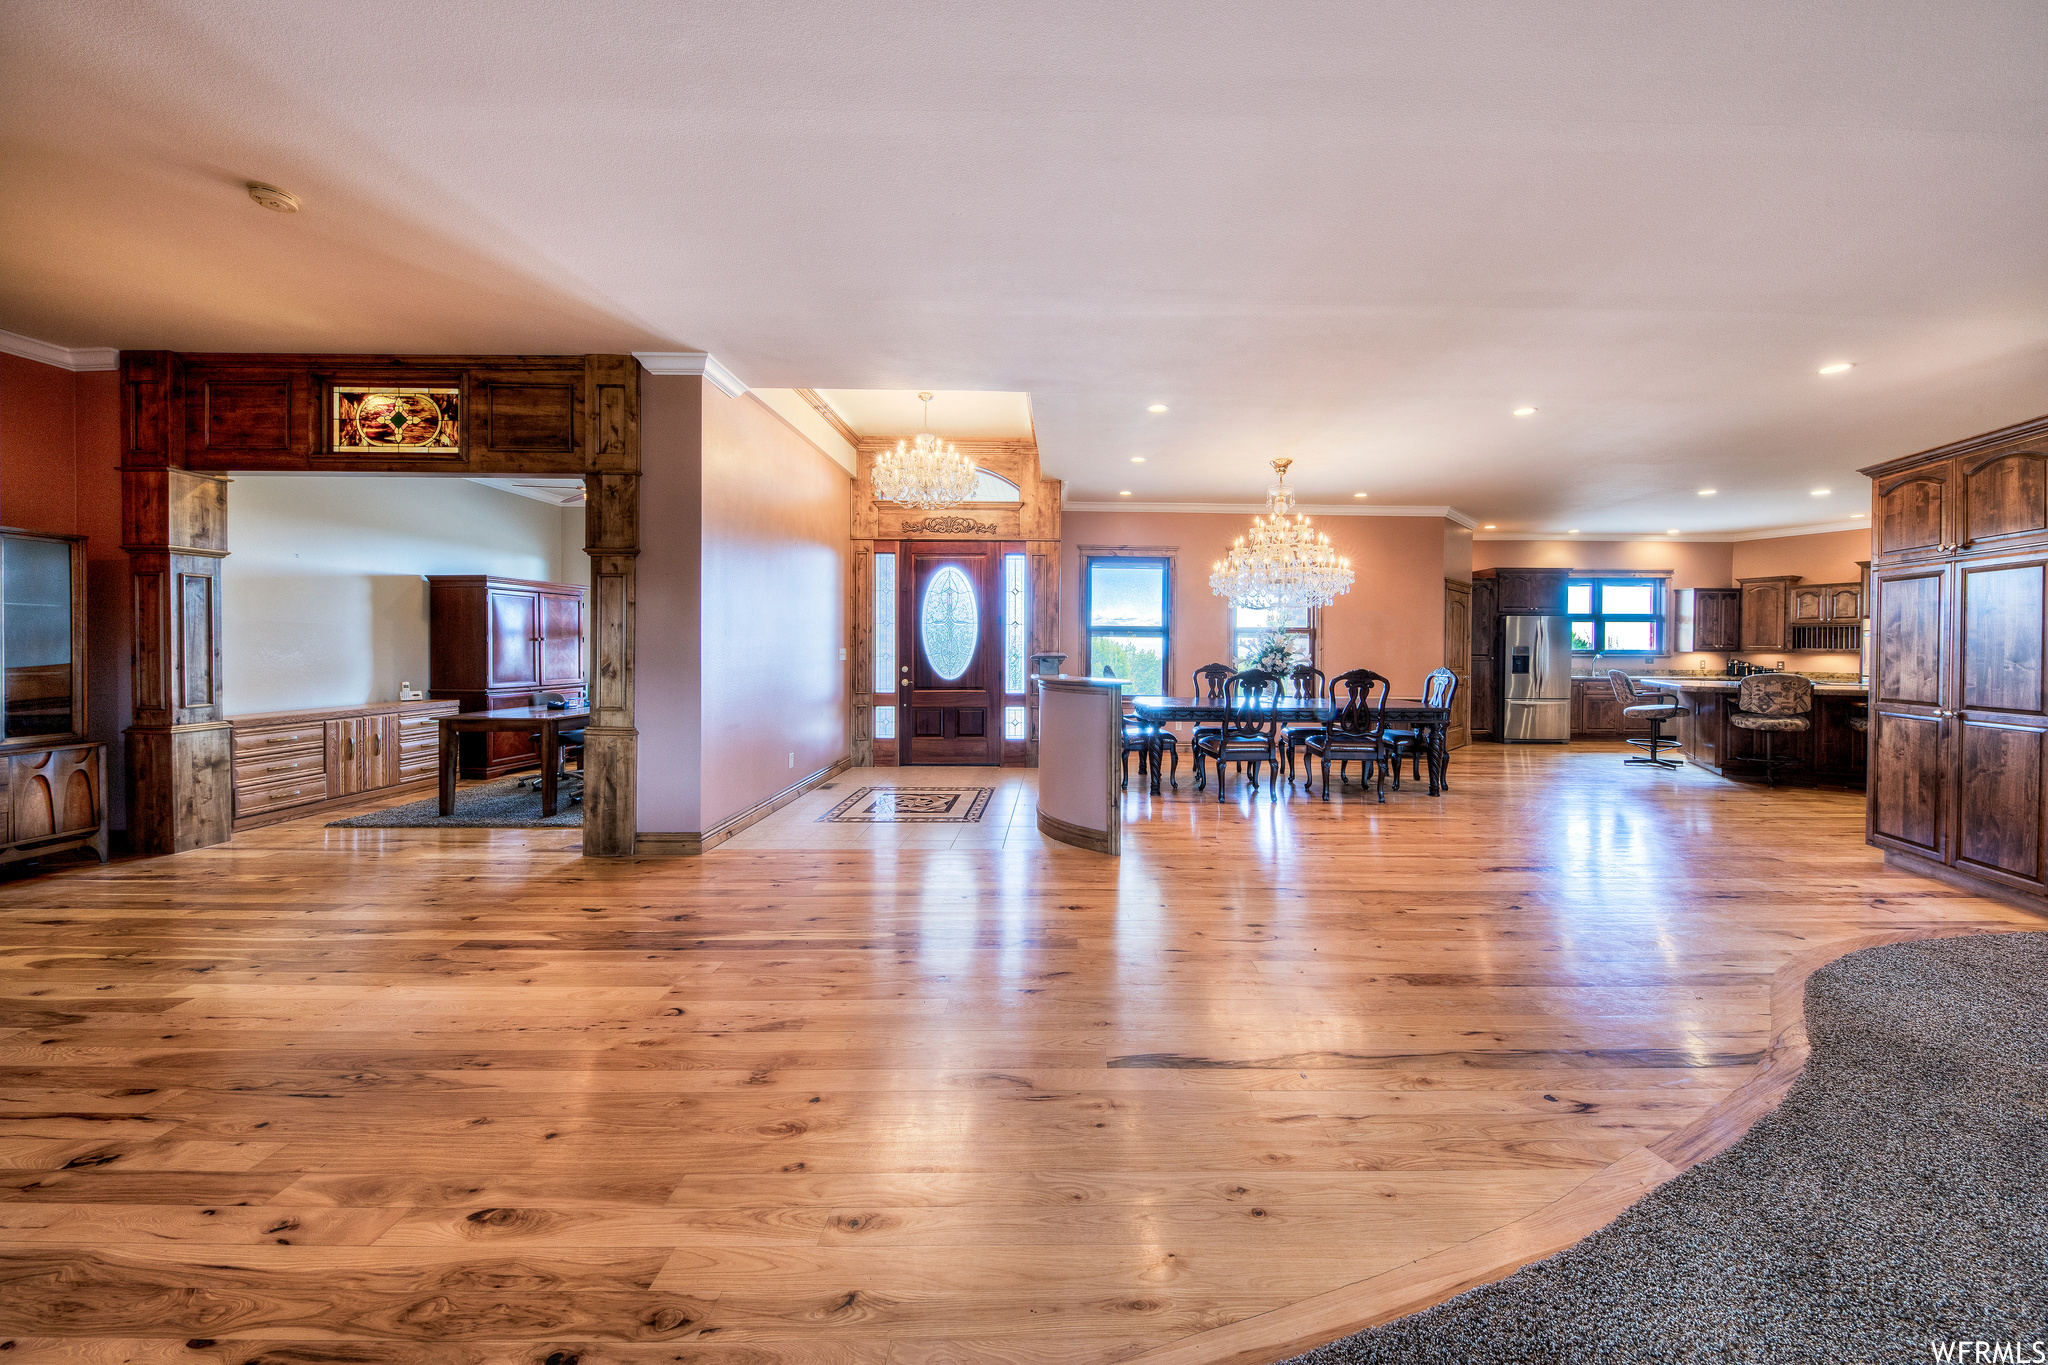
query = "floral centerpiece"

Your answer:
(1244, 626), (1297, 677)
